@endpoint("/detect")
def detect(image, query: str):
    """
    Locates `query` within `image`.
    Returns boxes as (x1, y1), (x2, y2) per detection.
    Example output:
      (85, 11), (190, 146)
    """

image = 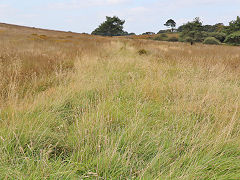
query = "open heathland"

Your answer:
(0, 23), (240, 179)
